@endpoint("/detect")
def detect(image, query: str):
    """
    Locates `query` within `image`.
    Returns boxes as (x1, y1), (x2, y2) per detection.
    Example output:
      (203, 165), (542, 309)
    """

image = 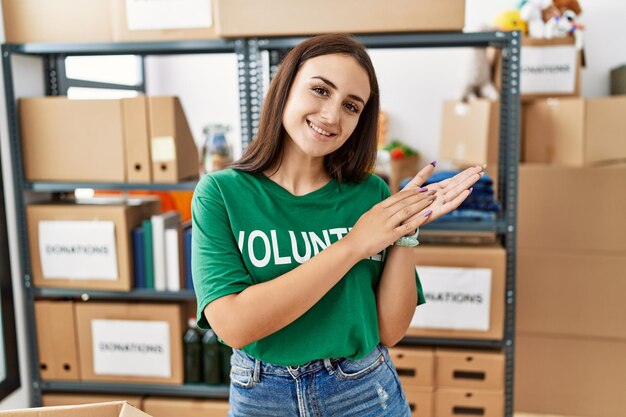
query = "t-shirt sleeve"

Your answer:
(191, 176), (254, 329)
